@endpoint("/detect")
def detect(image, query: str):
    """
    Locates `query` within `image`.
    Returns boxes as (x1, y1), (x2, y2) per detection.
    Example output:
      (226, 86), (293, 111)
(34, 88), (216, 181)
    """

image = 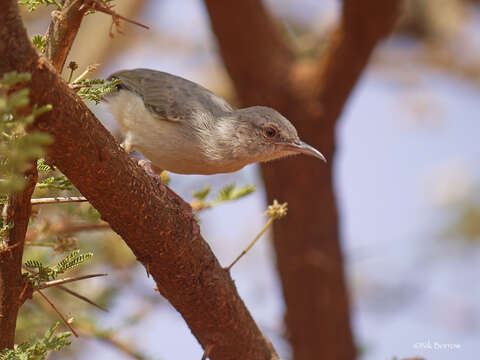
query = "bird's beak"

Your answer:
(278, 141), (327, 162)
